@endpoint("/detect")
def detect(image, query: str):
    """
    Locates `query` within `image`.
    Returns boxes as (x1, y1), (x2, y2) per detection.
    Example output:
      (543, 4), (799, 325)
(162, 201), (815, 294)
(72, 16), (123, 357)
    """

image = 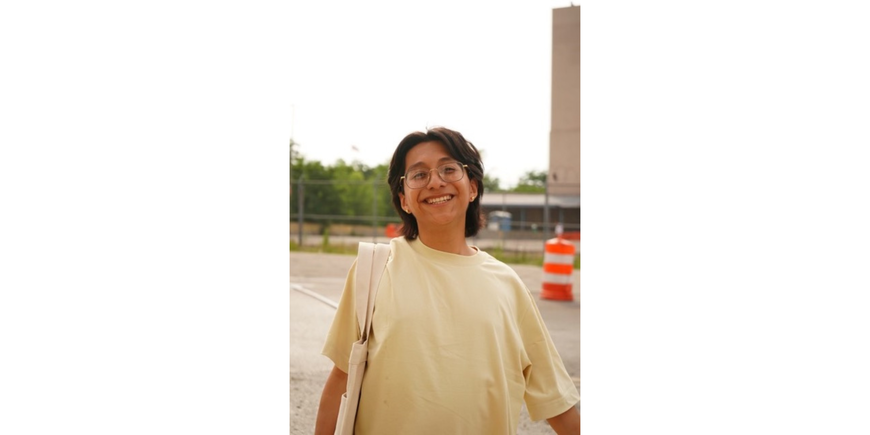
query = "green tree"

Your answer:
(291, 156), (402, 227)
(483, 173), (503, 193)
(290, 158), (340, 225)
(510, 170), (547, 193)
(368, 163), (397, 221)
(332, 159), (370, 220)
